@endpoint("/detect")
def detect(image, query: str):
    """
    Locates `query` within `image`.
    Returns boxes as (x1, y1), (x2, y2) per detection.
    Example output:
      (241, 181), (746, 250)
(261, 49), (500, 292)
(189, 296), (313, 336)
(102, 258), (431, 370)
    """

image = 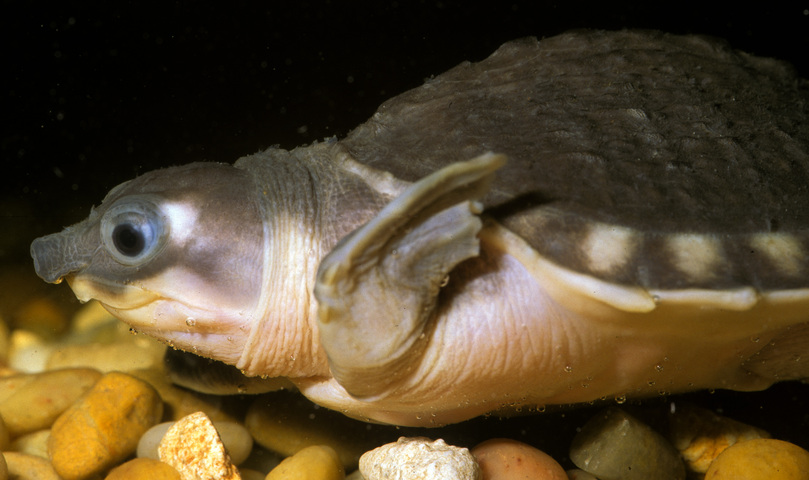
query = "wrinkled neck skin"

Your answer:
(234, 143), (398, 379)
